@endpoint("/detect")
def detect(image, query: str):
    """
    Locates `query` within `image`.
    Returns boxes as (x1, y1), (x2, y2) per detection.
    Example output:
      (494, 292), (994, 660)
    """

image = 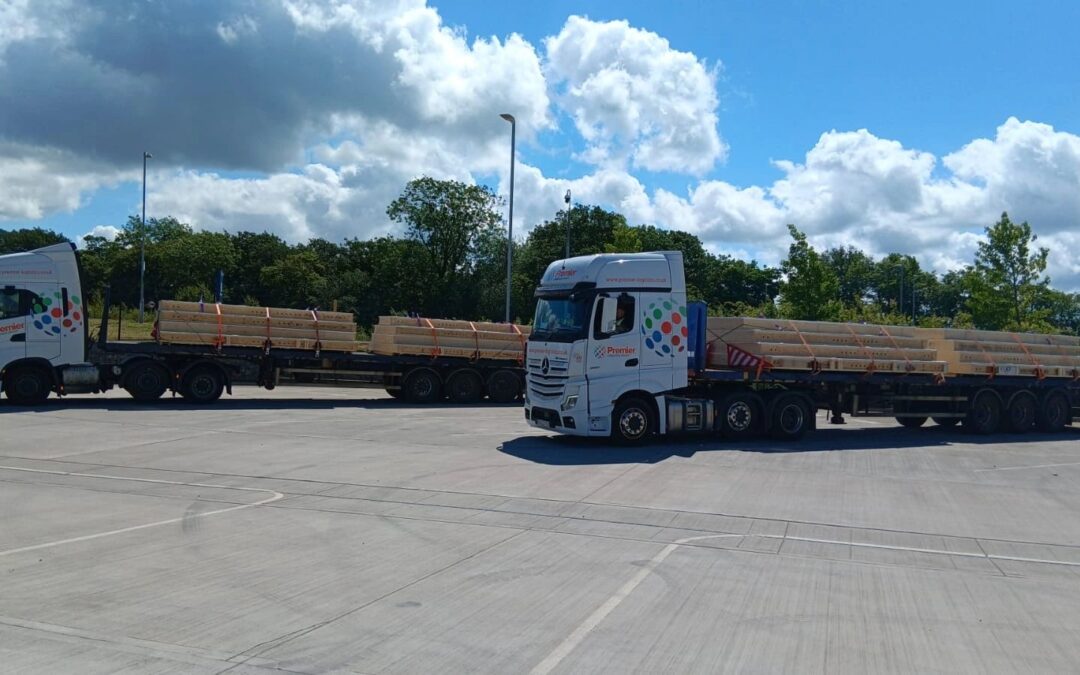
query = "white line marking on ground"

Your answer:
(529, 534), (740, 675)
(974, 461), (1080, 472)
(0, 465), (284, 557)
